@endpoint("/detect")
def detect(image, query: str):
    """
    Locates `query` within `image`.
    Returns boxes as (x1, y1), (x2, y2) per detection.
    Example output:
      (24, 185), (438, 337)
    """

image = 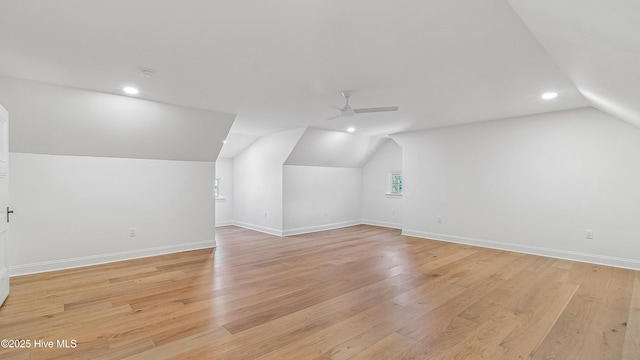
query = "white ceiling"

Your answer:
(284, 128), (388, 168)
(509, 0), (640, 128)
(1, 0), (631, 142)
(217, 132), (260, 159)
